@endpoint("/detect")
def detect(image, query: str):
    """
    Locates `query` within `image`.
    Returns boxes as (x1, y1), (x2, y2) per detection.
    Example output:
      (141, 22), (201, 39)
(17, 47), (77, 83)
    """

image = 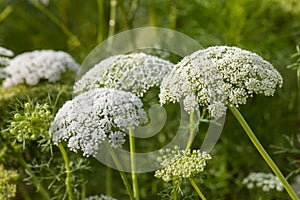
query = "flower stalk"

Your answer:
(229, 105), (299, 200)
(189, 178), (206, 200)
(129, 126), (140, 200)
(186, 111), (195, 150)
(104, 142), (134, 200)
(58, 143), (73, 200)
